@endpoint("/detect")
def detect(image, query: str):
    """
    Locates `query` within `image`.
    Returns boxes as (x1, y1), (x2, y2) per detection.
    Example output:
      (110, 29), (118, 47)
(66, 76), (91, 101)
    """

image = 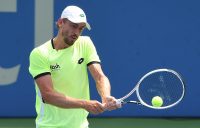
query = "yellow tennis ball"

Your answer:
(151, 96), (163, 107)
